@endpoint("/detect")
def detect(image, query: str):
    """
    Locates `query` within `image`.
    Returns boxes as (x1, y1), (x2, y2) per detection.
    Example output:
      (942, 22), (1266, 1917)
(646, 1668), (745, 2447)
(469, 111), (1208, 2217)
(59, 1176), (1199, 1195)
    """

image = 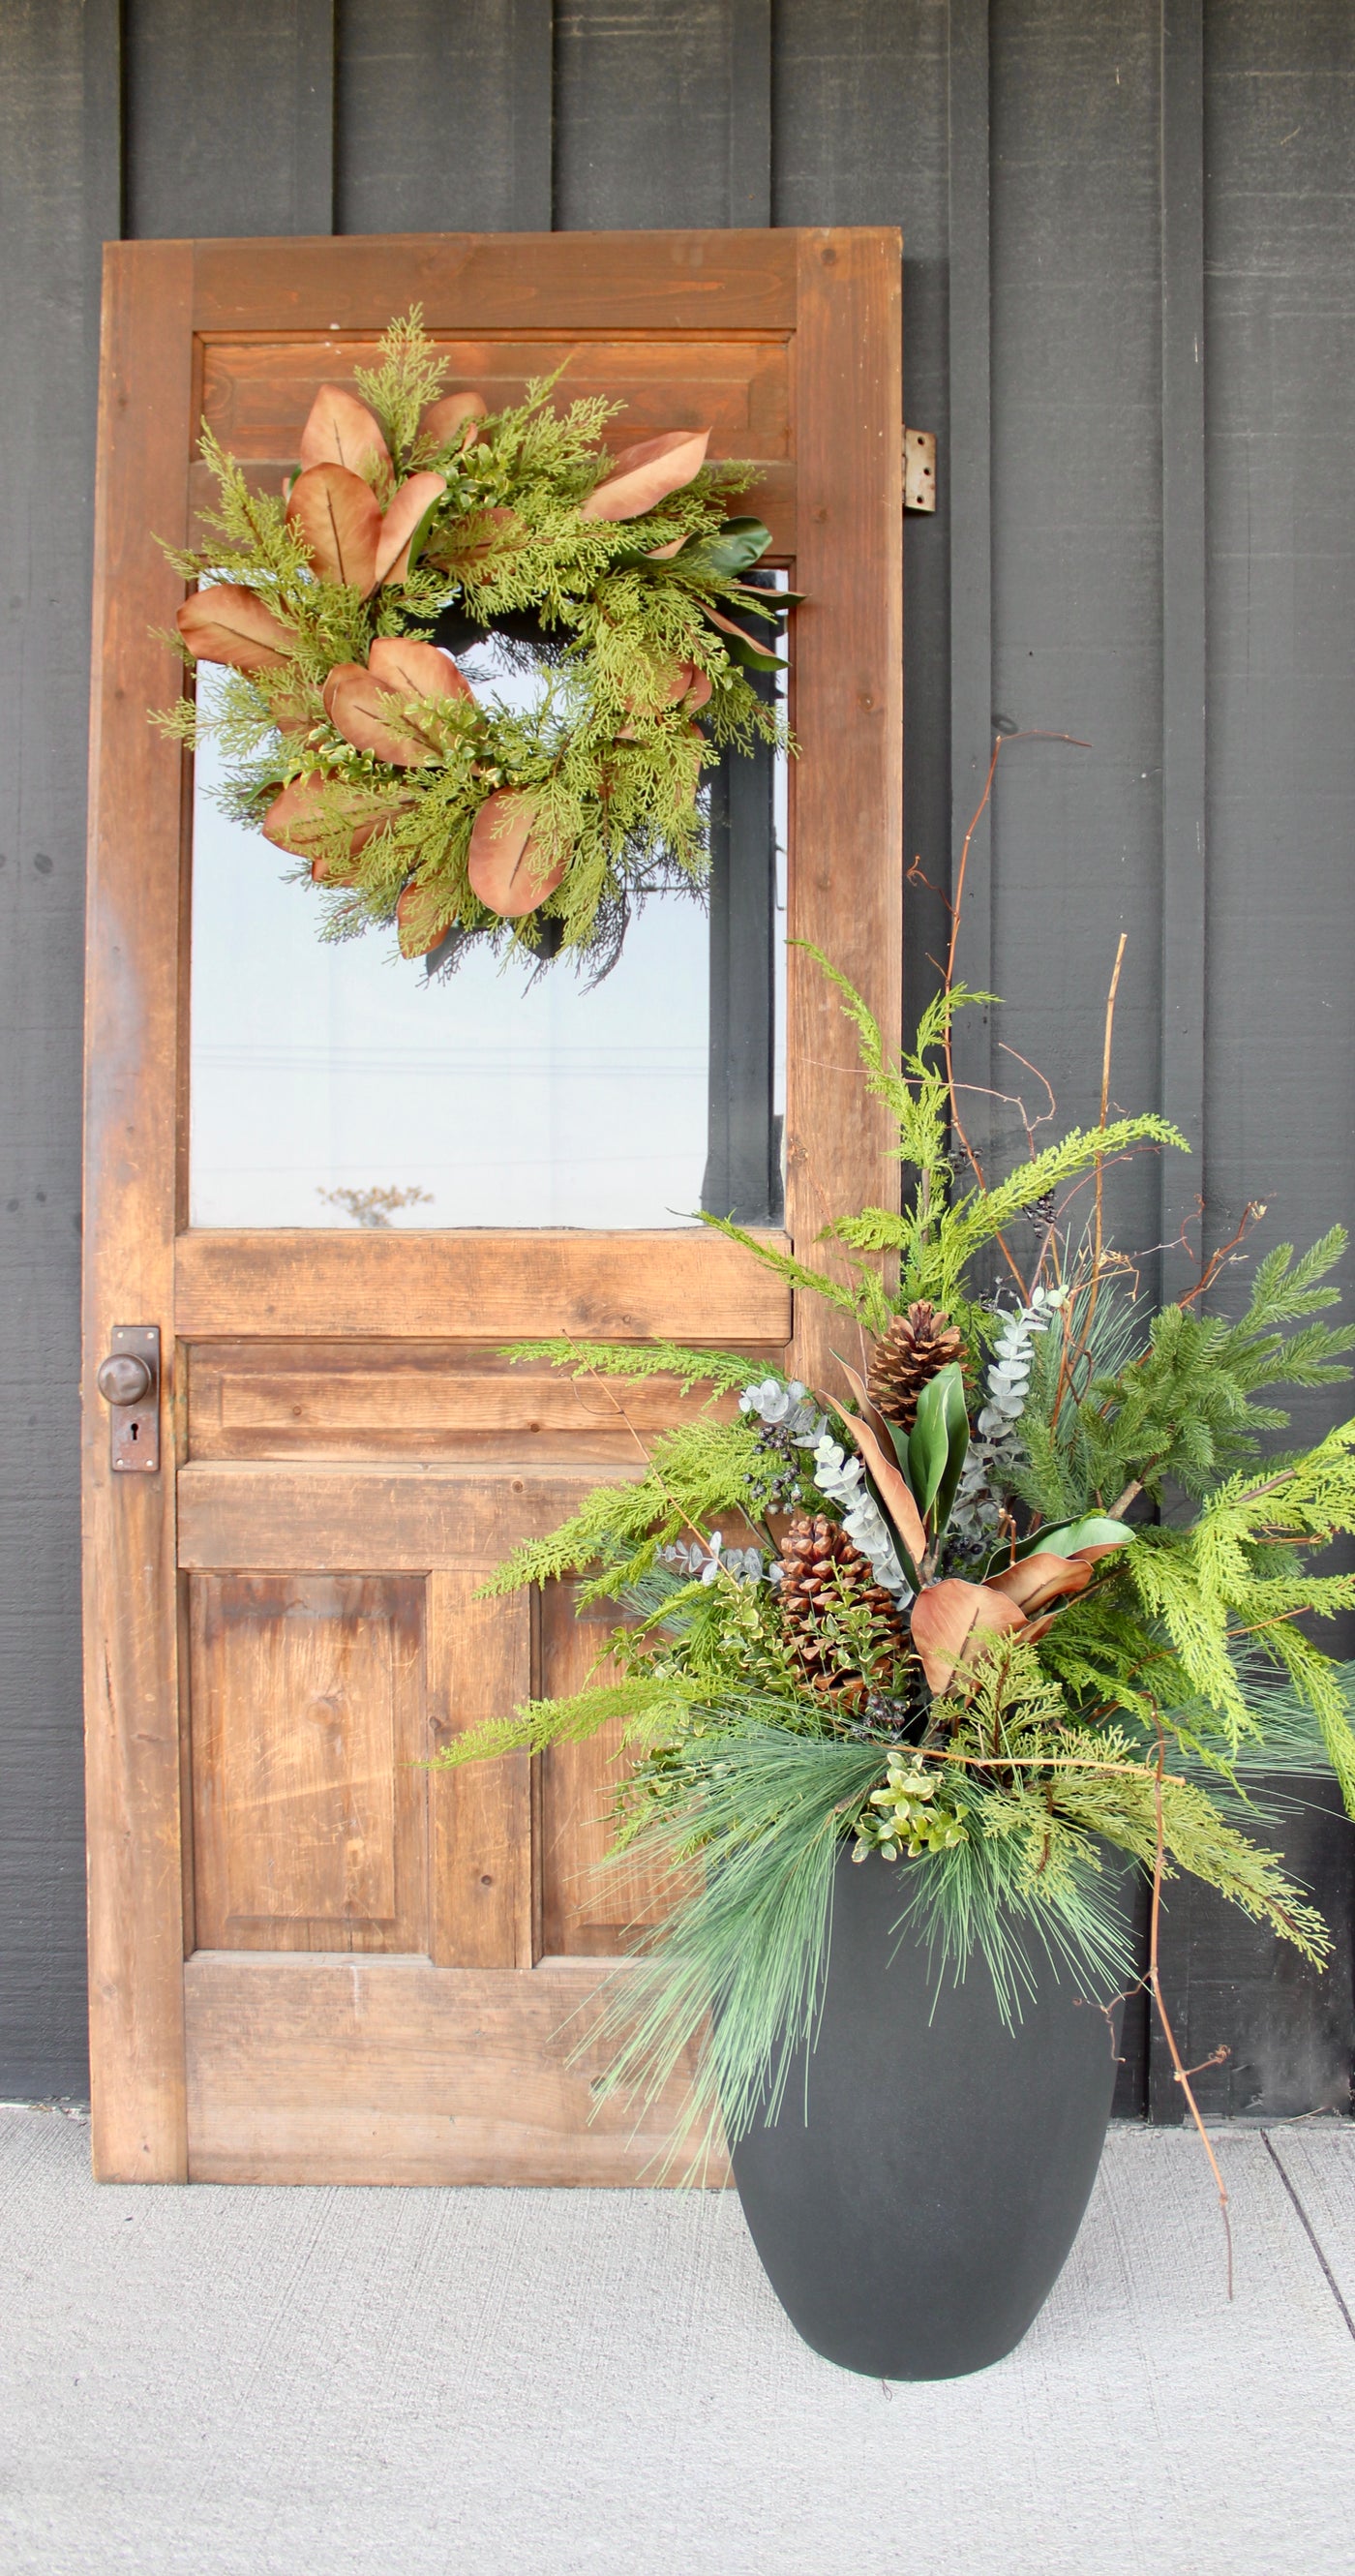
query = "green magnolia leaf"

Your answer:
(980, 1513), (1134, 1580)
(672, 517), (771, 580)
(908, 1371), (954, 1522)
(717, 630), (788, 674)
(931, 1364), (971, 1540)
